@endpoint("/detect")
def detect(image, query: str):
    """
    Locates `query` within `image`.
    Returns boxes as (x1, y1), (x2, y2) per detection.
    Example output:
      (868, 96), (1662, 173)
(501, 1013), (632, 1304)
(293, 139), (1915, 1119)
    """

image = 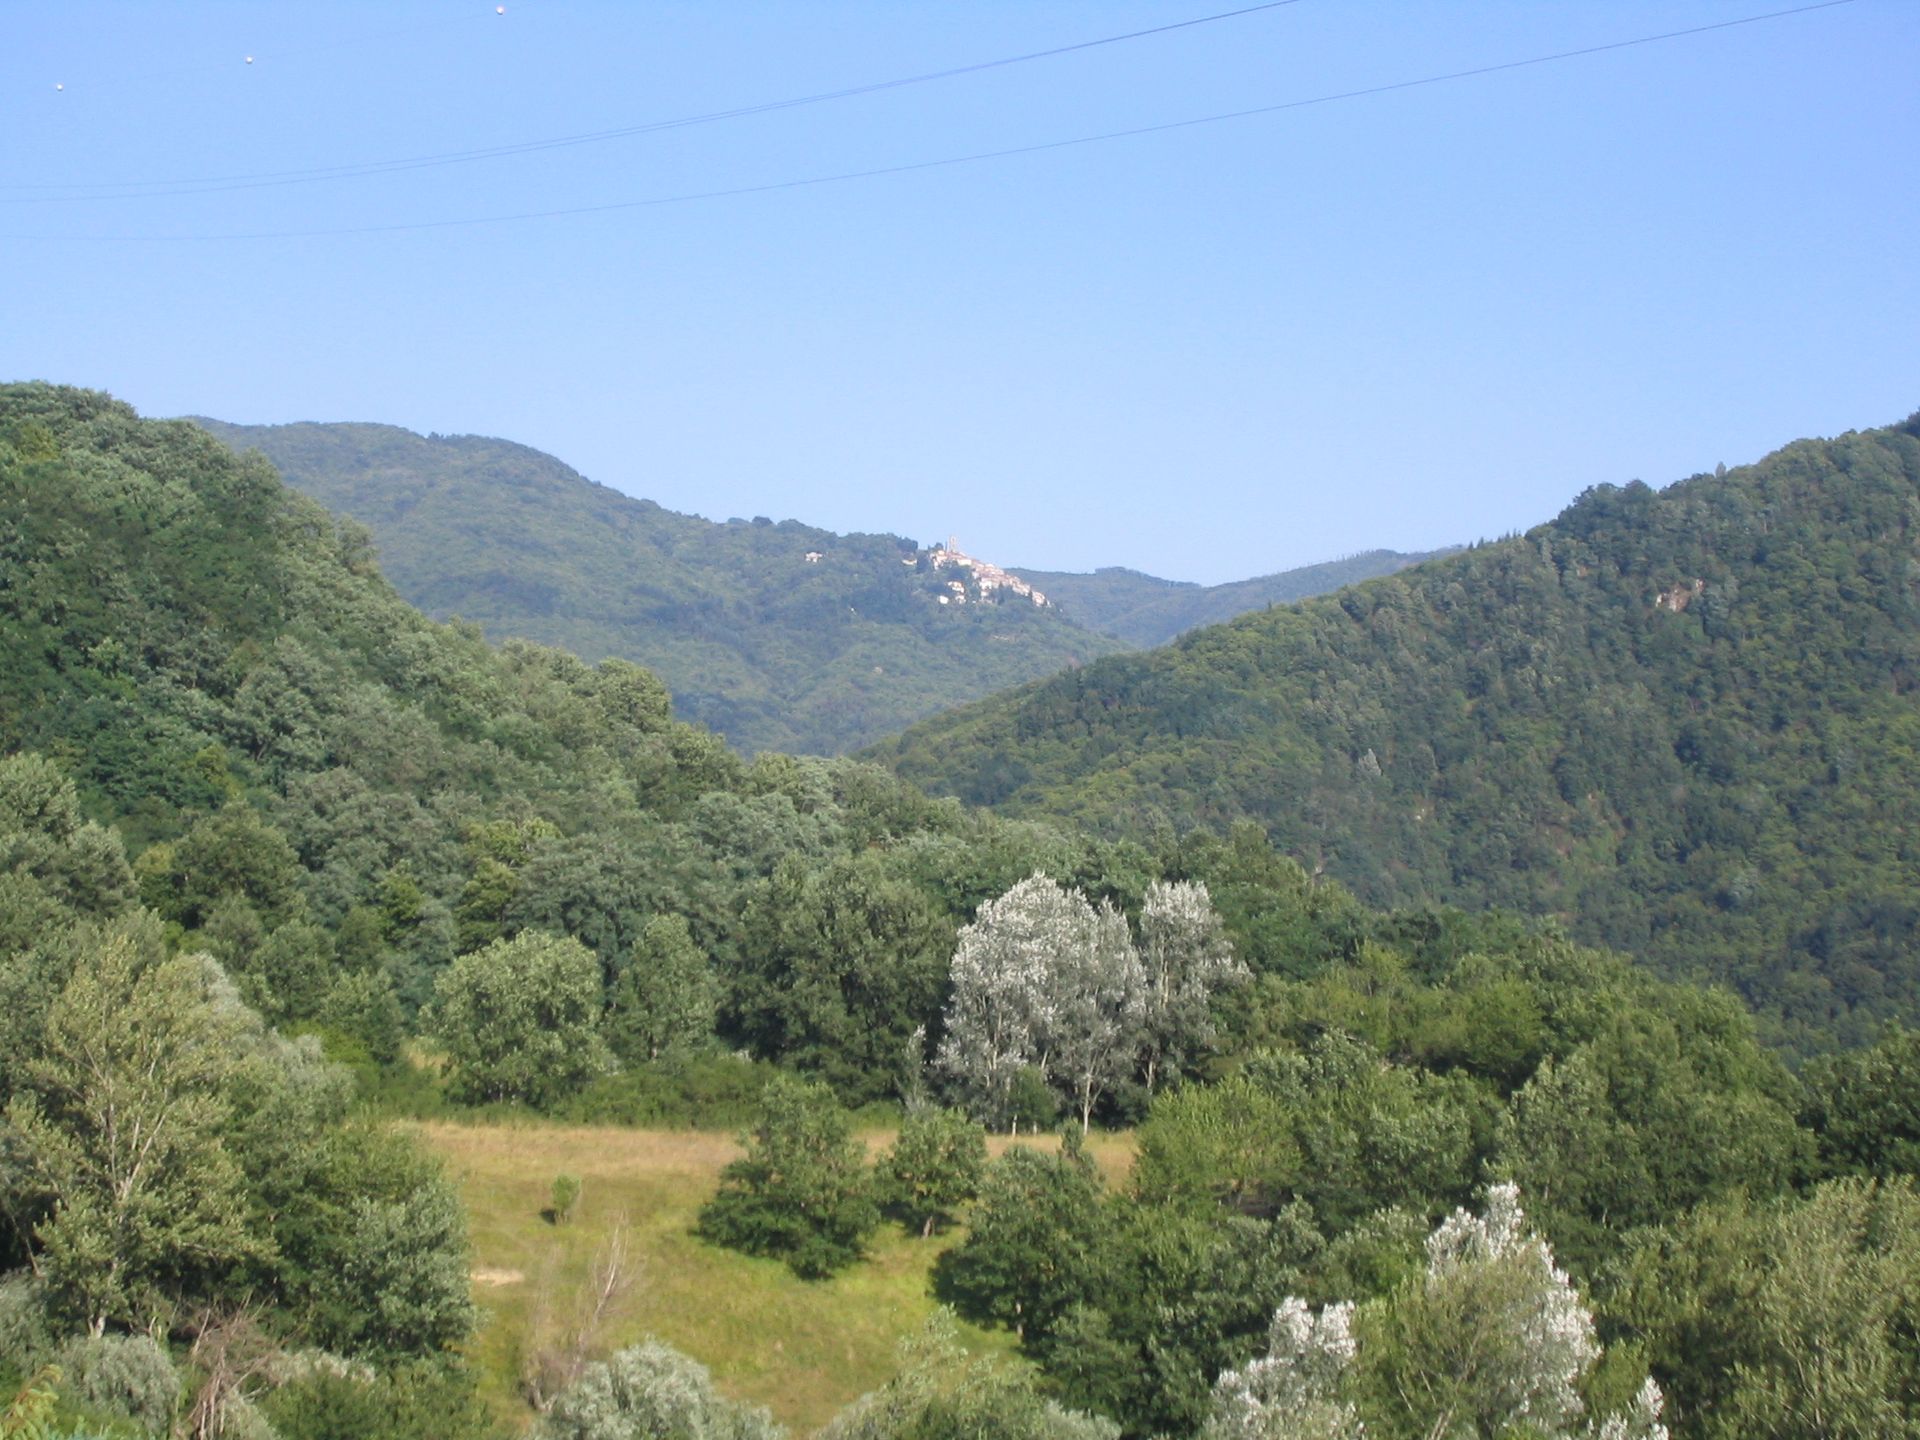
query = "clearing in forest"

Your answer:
(417, 1120), (1134, 1434)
